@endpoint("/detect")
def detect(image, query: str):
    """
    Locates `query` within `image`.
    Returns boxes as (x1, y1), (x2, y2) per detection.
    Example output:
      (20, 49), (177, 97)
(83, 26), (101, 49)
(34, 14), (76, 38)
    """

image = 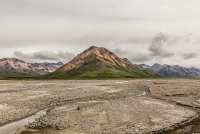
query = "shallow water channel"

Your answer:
(0, 110), (46, 134)
(2, 116), (200, 134)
